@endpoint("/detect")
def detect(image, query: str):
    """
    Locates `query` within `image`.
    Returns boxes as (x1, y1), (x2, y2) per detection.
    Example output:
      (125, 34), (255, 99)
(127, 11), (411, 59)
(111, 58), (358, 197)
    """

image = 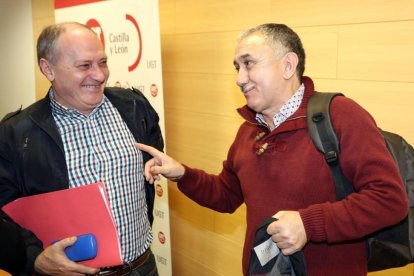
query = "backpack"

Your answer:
(307, 91), (414, 272)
